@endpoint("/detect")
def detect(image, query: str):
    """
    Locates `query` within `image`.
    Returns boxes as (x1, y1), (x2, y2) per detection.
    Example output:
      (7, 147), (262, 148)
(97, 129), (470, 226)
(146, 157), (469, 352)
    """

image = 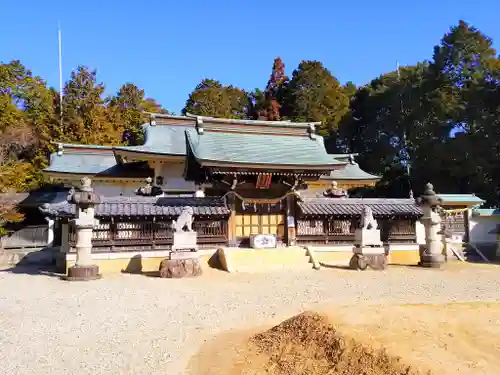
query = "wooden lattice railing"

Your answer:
(69, 219), (228, 251)
(296, 217), (417, 245)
